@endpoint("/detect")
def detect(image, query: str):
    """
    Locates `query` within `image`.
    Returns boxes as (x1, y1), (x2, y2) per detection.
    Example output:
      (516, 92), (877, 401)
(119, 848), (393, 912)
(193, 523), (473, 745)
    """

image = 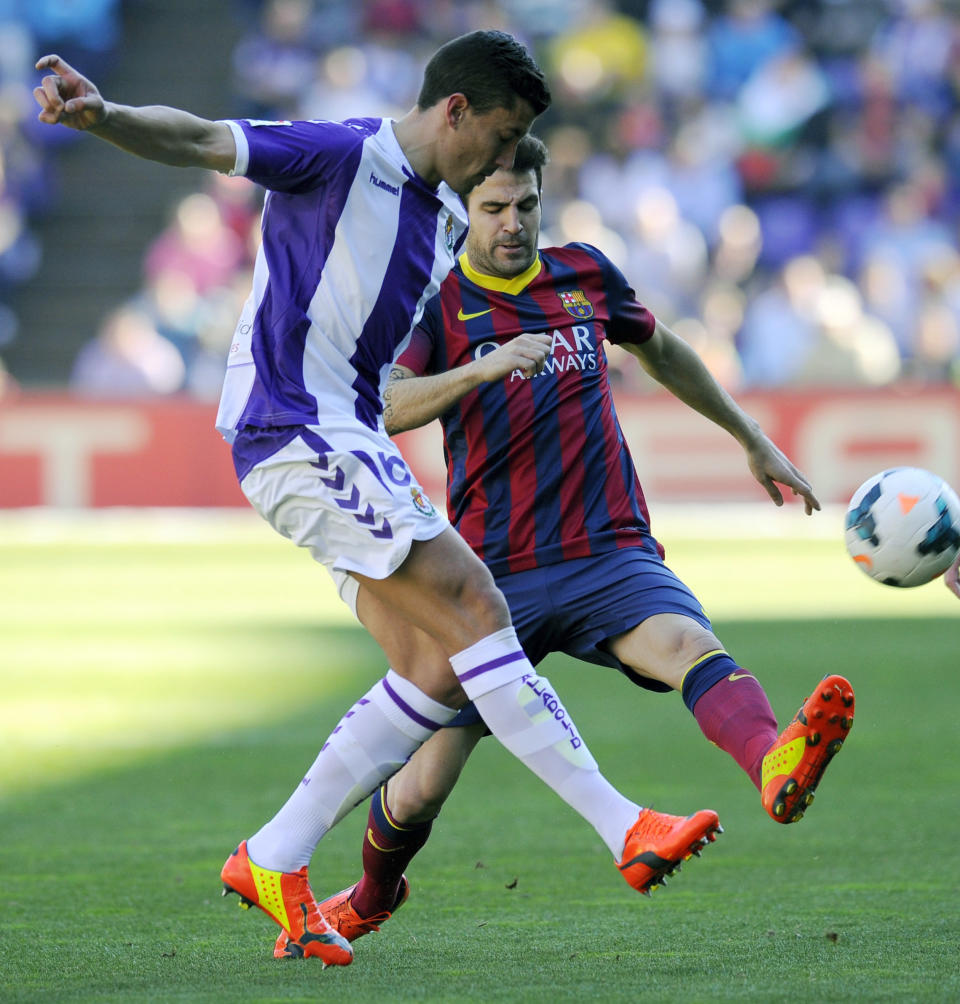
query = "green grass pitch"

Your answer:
(1, 509), (957, 1002)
